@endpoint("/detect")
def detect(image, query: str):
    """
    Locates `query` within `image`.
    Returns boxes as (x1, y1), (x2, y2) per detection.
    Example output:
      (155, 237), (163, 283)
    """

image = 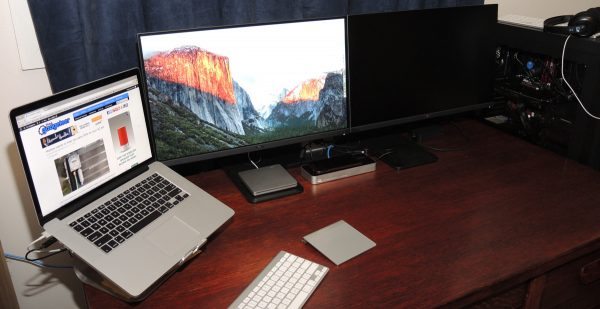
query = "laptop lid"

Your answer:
(10, 68), (155, 226)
